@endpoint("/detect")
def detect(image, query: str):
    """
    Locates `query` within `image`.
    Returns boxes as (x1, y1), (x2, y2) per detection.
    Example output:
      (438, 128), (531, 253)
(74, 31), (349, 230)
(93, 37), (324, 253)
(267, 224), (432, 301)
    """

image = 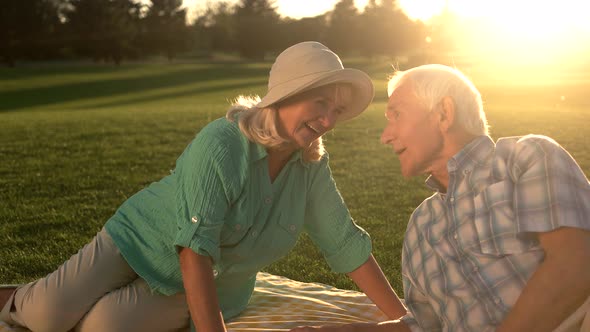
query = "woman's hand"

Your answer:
(290, 321), (409, 332)
(347, 255), (407, 320)
(289, 323), (357, 332)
